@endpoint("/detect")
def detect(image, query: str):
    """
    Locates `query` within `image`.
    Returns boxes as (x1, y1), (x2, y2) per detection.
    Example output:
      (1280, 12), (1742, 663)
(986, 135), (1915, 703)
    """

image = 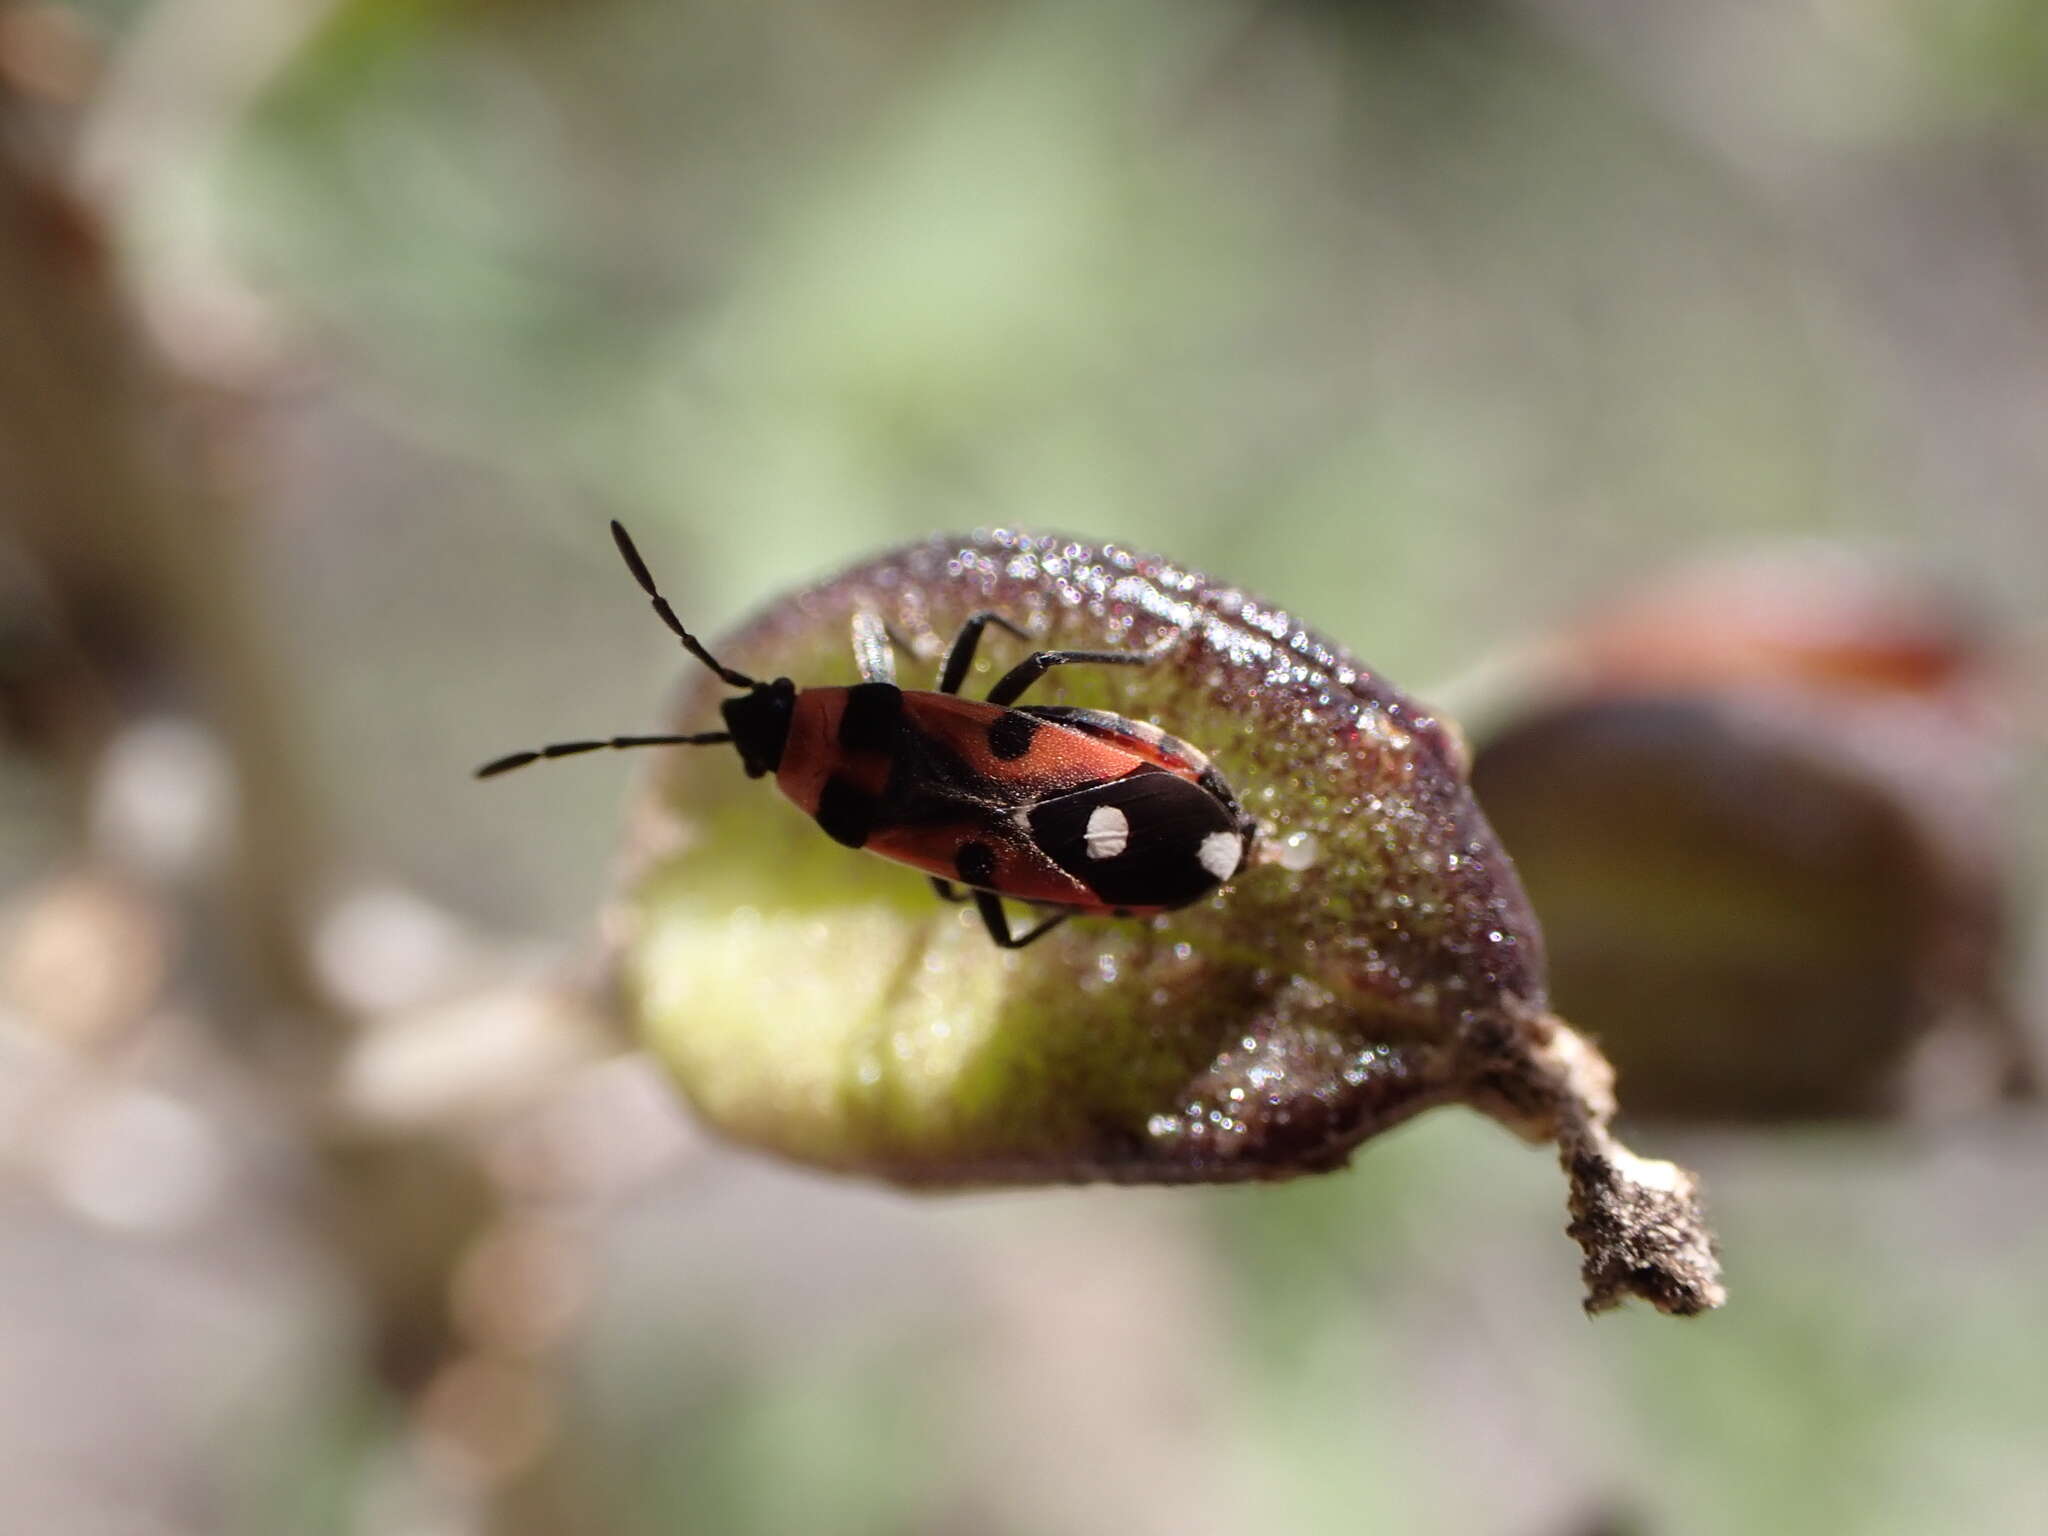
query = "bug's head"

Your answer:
(720, 678), (797, 779)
